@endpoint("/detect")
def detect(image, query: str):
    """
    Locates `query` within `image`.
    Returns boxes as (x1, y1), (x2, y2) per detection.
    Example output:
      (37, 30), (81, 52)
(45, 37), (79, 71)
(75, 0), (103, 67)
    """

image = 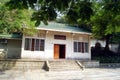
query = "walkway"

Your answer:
(0, 68), (120, 80)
